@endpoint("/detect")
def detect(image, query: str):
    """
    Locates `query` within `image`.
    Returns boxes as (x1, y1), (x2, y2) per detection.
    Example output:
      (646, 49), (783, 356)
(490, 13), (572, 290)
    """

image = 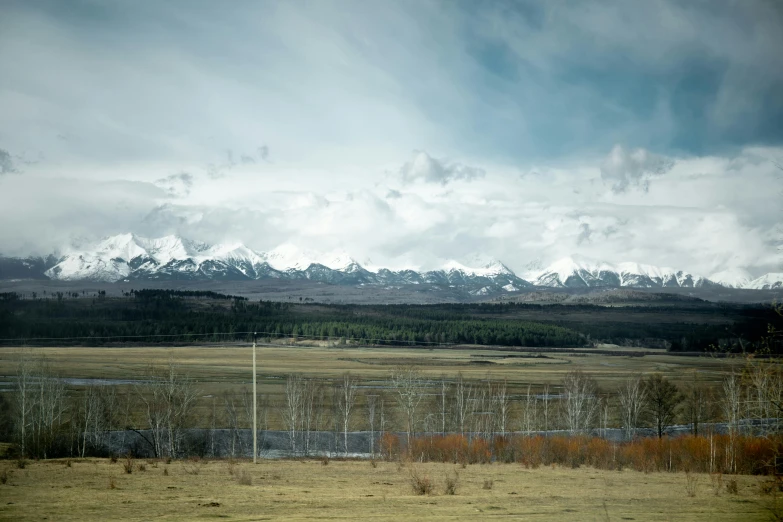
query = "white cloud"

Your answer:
(399, 151), (486, 186)
(0, 2), (781, 279)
